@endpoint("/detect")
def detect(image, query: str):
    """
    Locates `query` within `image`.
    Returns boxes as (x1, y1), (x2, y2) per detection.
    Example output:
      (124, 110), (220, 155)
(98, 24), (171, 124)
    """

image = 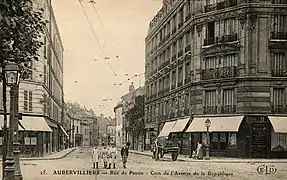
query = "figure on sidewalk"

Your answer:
(101, 143), (108, 168)
(196, 141), (203, 159)
(92, 145), (101, 169)
(121, 143), (129, 168)
(108, 143), (117, 169)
